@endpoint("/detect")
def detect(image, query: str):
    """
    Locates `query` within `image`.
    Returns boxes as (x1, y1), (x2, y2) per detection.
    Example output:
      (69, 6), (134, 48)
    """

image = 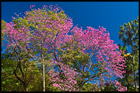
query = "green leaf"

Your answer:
(16, 83), (19, 85)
